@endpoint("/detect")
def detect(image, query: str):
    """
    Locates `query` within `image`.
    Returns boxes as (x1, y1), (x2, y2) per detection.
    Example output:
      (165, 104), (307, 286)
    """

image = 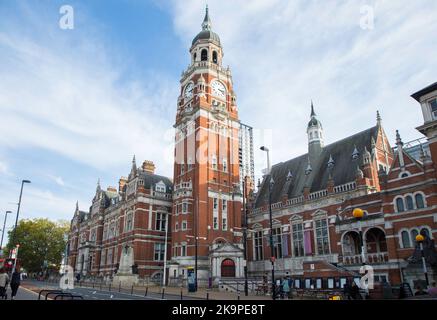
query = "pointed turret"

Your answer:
(202, 4), (212, 31)
(307, 101), (324, 159)
(129, 155), (137, 179)
(376, 110), (382, 127)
